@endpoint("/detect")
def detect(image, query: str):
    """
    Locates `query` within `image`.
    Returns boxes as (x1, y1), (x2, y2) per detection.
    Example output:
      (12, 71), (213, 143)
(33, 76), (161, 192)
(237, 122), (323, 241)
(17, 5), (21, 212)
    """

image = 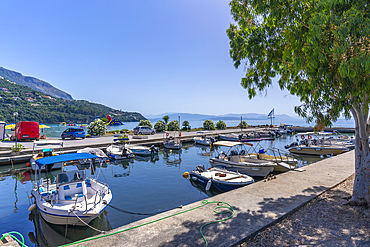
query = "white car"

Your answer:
(133, 126), (156, 135)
